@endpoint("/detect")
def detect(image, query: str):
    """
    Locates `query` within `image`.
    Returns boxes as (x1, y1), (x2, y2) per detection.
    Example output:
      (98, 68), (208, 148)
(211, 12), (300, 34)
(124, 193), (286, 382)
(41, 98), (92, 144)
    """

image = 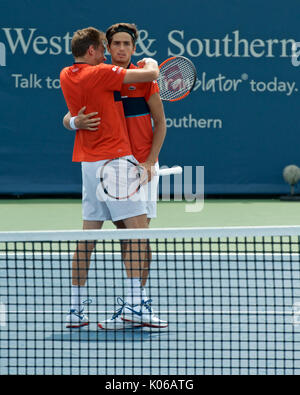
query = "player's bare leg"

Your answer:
(72, 220), (103, 286)
(117, 215), (167, 329)
(66, 220), (103, 328)
(114, 217), (151, 287)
